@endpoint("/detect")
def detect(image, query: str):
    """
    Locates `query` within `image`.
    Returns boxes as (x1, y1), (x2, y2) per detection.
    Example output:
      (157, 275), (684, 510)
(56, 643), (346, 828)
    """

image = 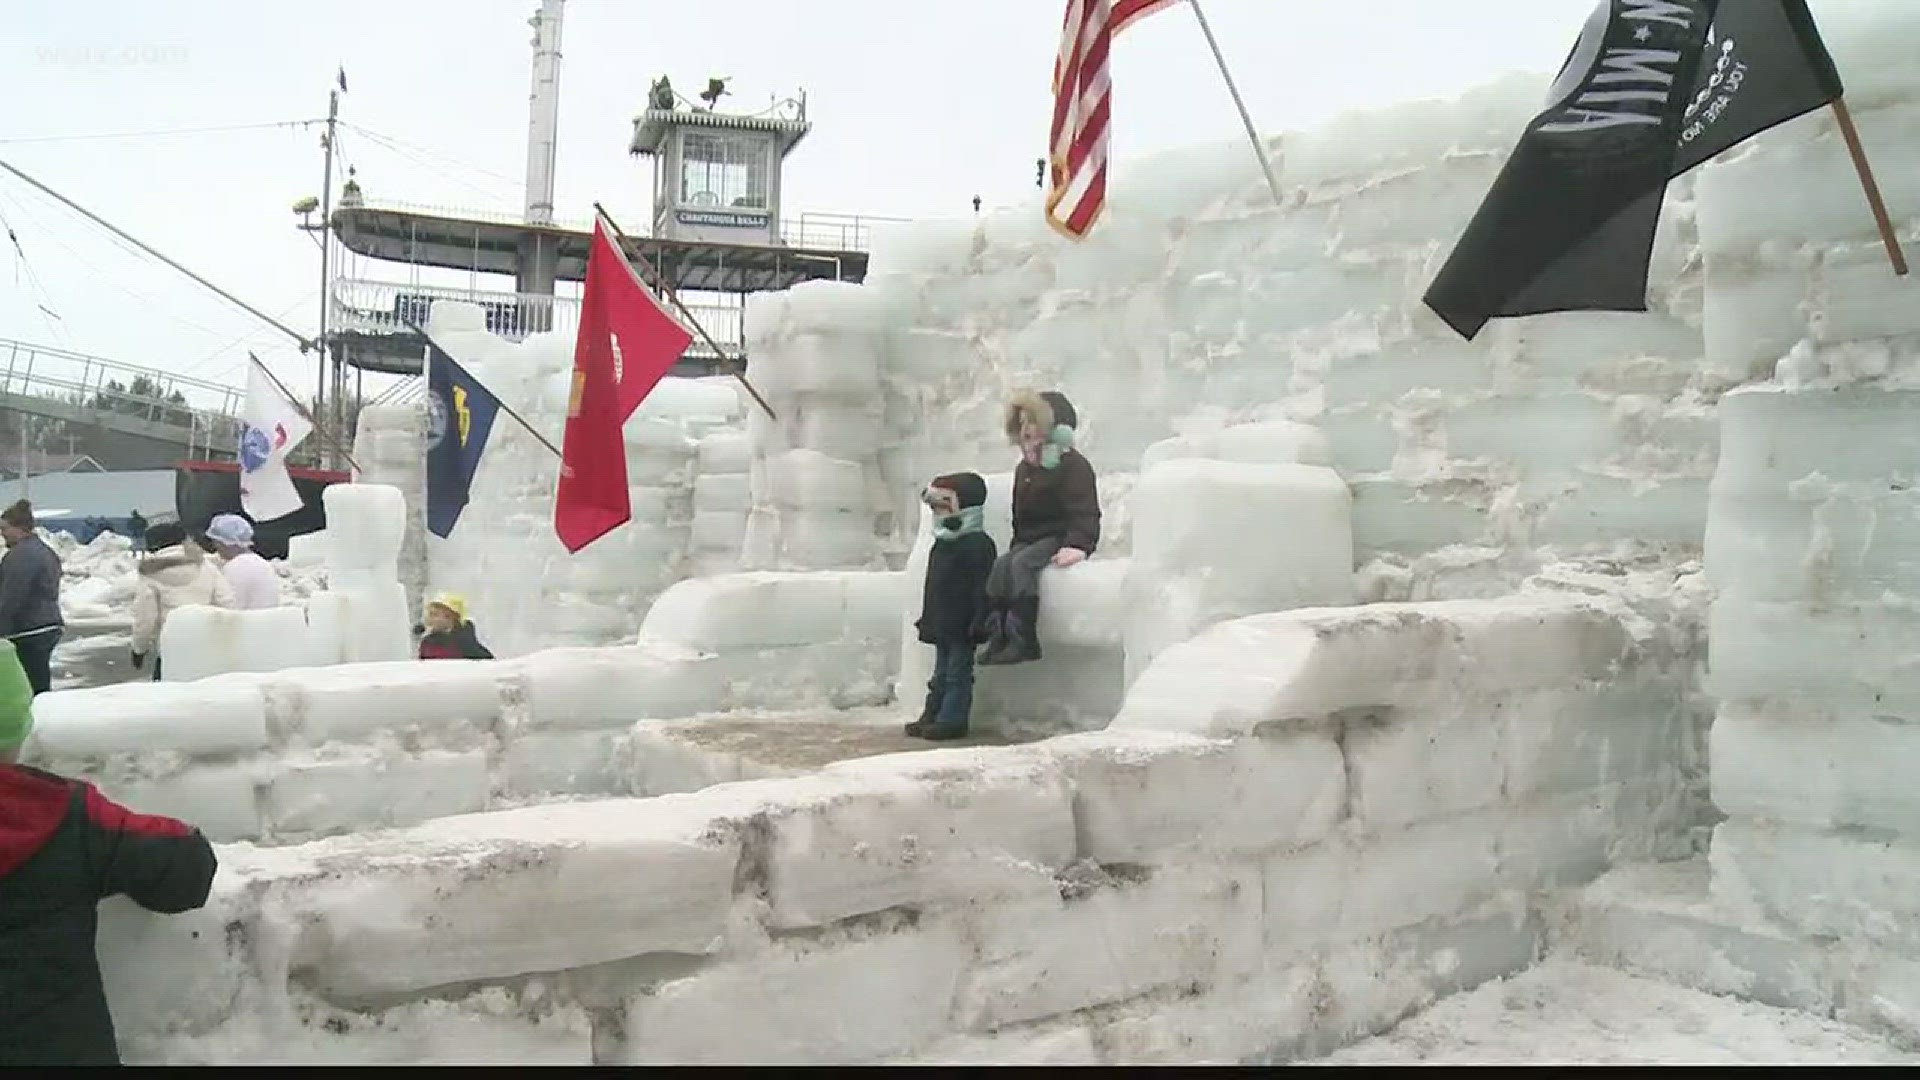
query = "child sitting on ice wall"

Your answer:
(979, 391), (1100, 666)
(416, 593), (494, 660)
(906, 473), (997, 741)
